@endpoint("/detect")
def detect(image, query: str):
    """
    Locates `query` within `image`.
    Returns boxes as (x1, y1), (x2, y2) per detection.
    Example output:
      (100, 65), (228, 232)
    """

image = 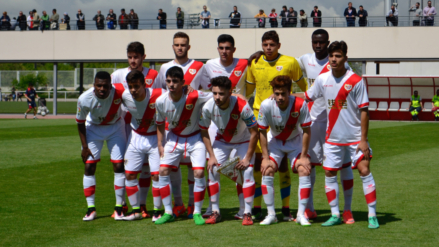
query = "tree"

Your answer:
(11, 73), (49, 90)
